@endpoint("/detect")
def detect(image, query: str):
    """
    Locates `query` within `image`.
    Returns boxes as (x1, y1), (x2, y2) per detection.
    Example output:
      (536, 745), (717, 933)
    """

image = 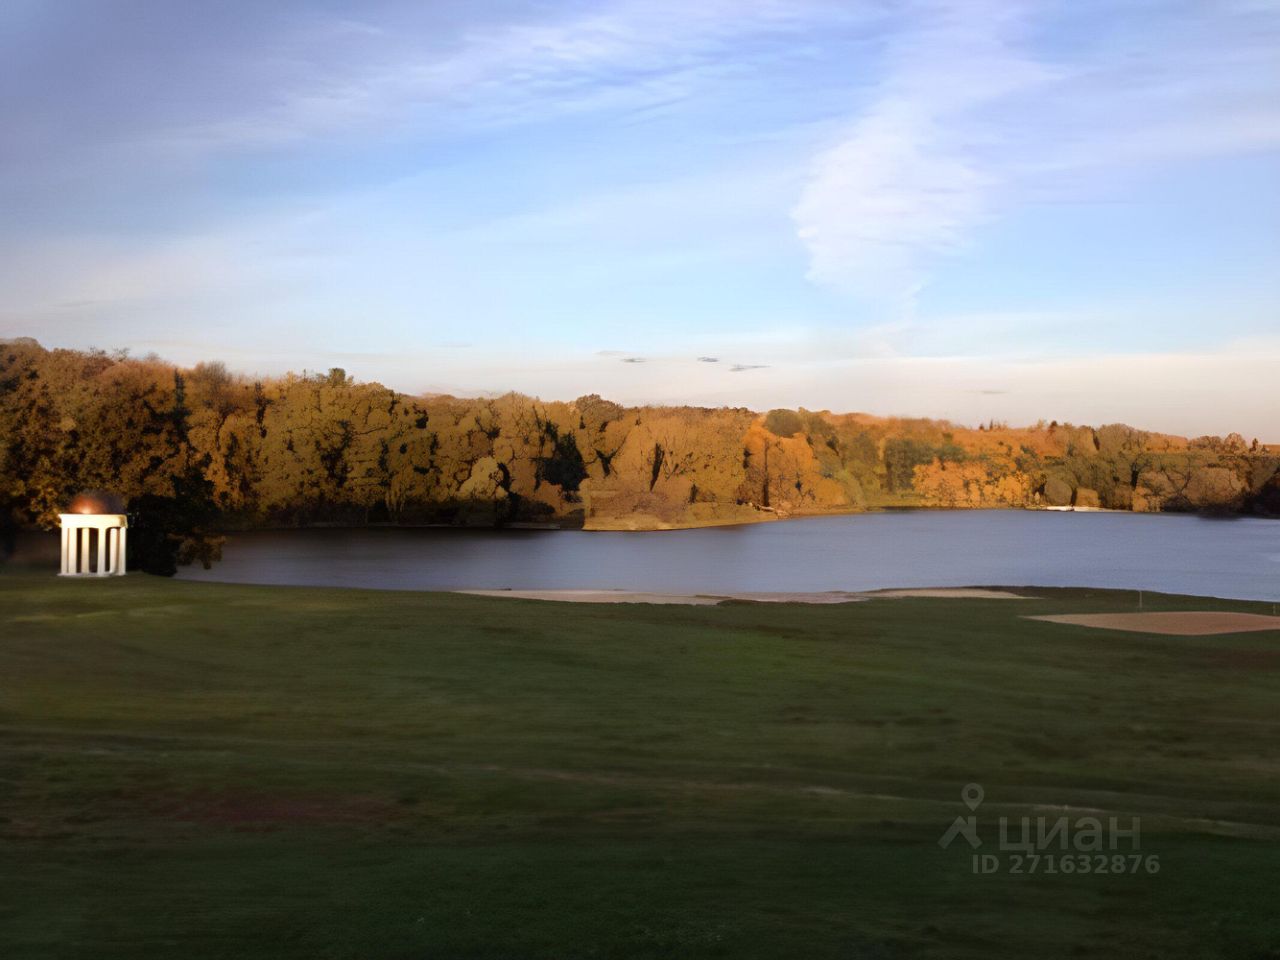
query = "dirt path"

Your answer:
(1028, 611), (1280, 635)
